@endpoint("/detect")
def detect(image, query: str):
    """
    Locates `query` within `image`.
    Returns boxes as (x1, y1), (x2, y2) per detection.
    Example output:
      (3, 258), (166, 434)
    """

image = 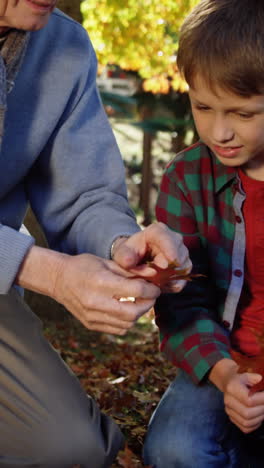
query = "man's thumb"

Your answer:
(113, 241), (138, 269)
